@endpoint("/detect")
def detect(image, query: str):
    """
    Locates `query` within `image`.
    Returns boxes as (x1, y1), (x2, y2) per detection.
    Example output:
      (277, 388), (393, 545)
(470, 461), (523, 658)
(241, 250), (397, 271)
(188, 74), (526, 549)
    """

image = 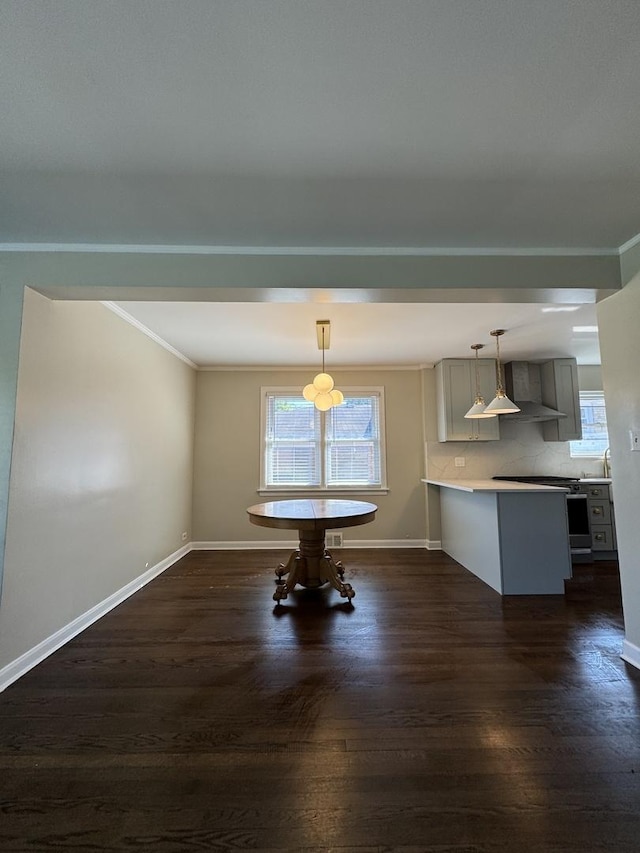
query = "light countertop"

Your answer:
(422, 478), (570, 493)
